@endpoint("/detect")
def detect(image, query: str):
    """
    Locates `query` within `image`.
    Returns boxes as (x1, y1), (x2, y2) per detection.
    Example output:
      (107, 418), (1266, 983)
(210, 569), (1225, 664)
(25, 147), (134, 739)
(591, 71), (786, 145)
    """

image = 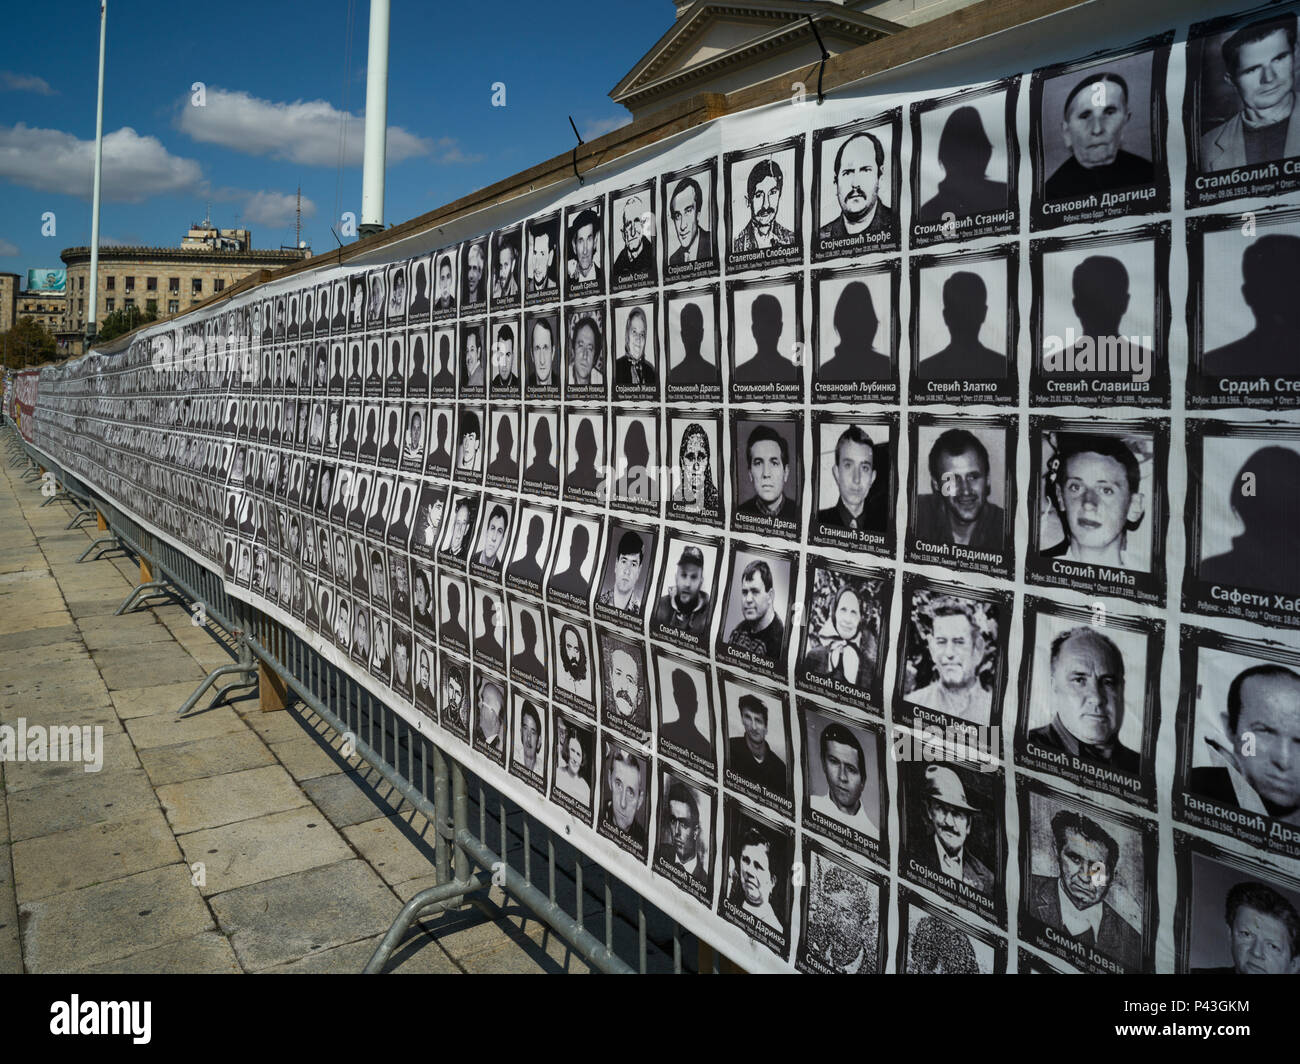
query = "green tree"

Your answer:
(0, 316), (57, 369)
(97, 304), (158, 342)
